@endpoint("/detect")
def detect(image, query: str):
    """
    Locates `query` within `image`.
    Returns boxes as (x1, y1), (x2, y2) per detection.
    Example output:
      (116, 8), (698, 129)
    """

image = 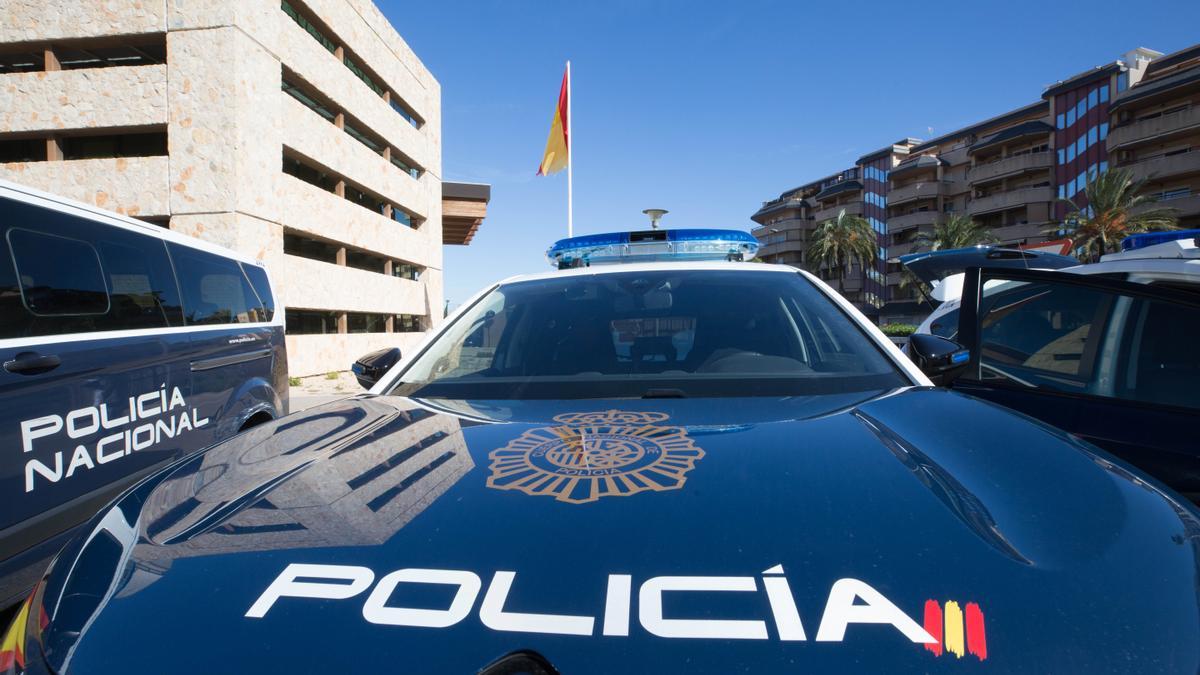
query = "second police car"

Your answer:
(5, 229), (1200, 673)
